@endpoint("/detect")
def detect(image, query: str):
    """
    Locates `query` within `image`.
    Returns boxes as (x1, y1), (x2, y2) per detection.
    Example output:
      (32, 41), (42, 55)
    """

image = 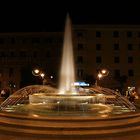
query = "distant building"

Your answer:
(0, 32), (63, 90)
(74, 24), (140, 89)
(0, 24), (140, 91)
